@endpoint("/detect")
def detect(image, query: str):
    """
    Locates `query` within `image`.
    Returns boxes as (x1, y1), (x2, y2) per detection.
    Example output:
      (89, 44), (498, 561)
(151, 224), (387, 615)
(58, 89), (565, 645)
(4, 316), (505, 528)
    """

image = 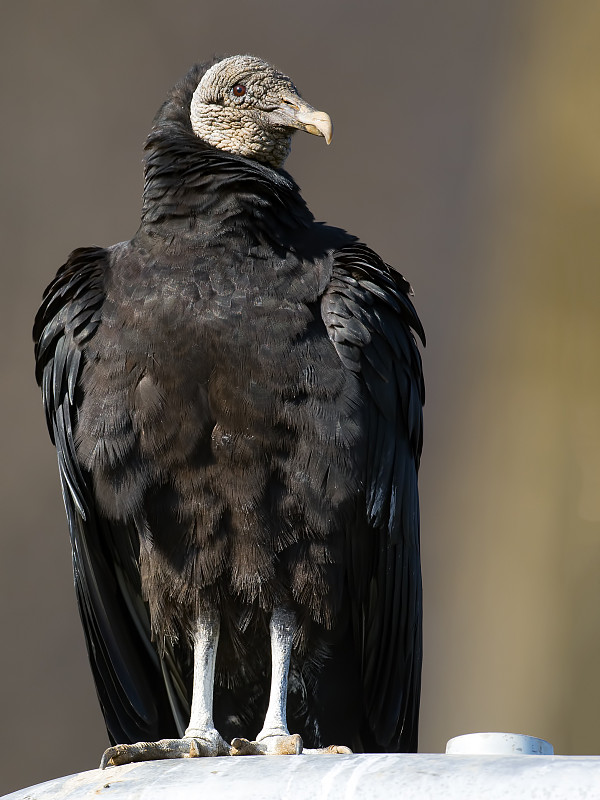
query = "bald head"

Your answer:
(190, 55), (332, 168)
